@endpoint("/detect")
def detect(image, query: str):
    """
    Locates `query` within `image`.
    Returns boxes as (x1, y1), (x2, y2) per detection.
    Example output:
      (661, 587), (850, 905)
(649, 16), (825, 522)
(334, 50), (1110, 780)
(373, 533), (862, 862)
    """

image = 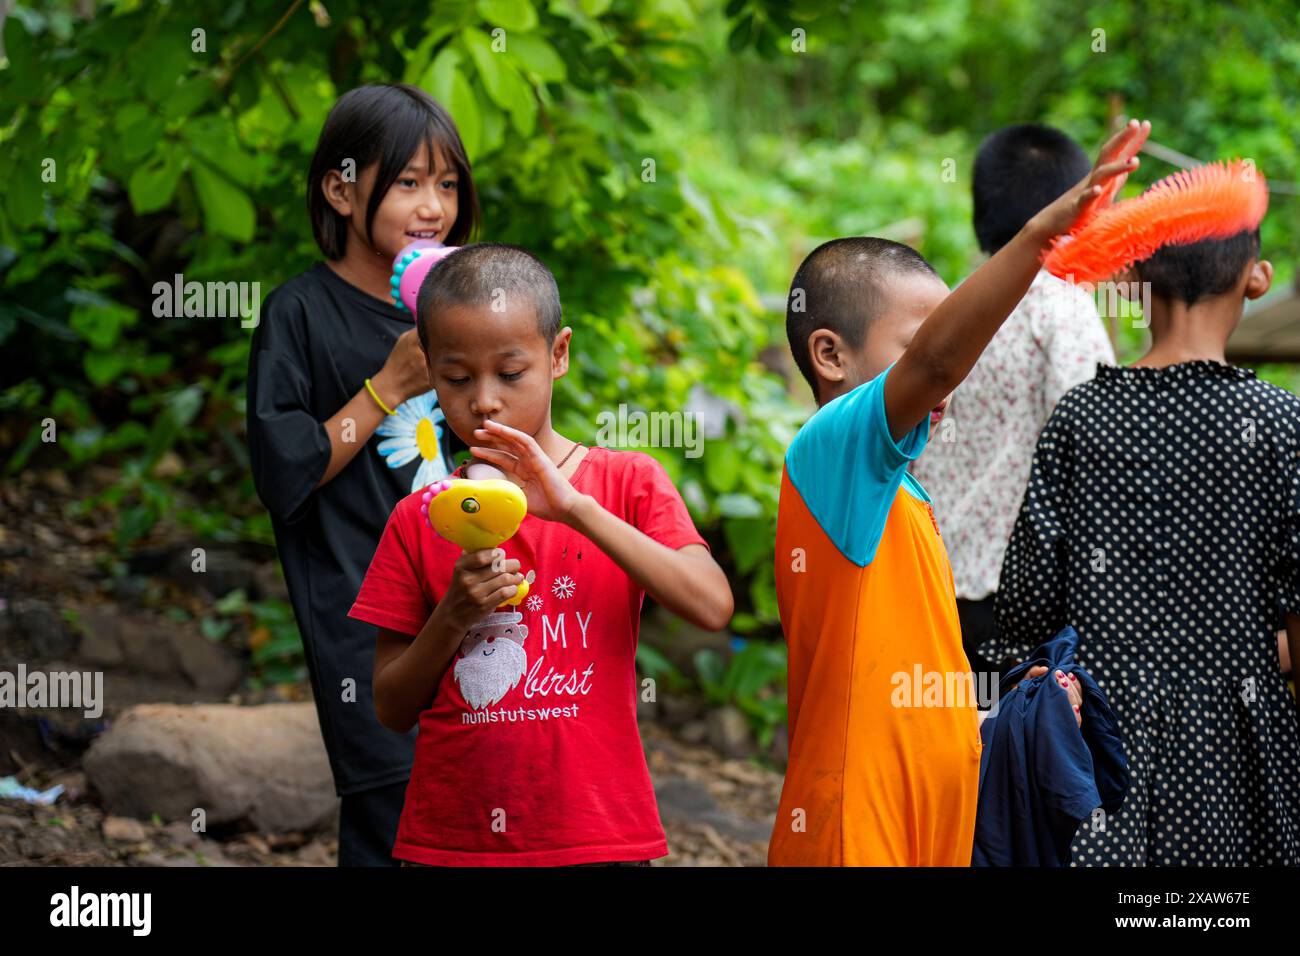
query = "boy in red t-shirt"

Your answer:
(349, 242), (734, 865)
